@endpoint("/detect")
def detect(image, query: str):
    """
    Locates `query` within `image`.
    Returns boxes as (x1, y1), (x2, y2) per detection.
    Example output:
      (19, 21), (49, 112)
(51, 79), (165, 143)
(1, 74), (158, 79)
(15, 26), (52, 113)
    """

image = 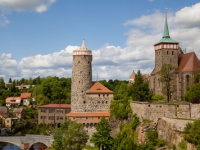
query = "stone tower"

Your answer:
(154, 12), (179, 73)
(71, 40), (92, 112)
(153, 12), (180, 96)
